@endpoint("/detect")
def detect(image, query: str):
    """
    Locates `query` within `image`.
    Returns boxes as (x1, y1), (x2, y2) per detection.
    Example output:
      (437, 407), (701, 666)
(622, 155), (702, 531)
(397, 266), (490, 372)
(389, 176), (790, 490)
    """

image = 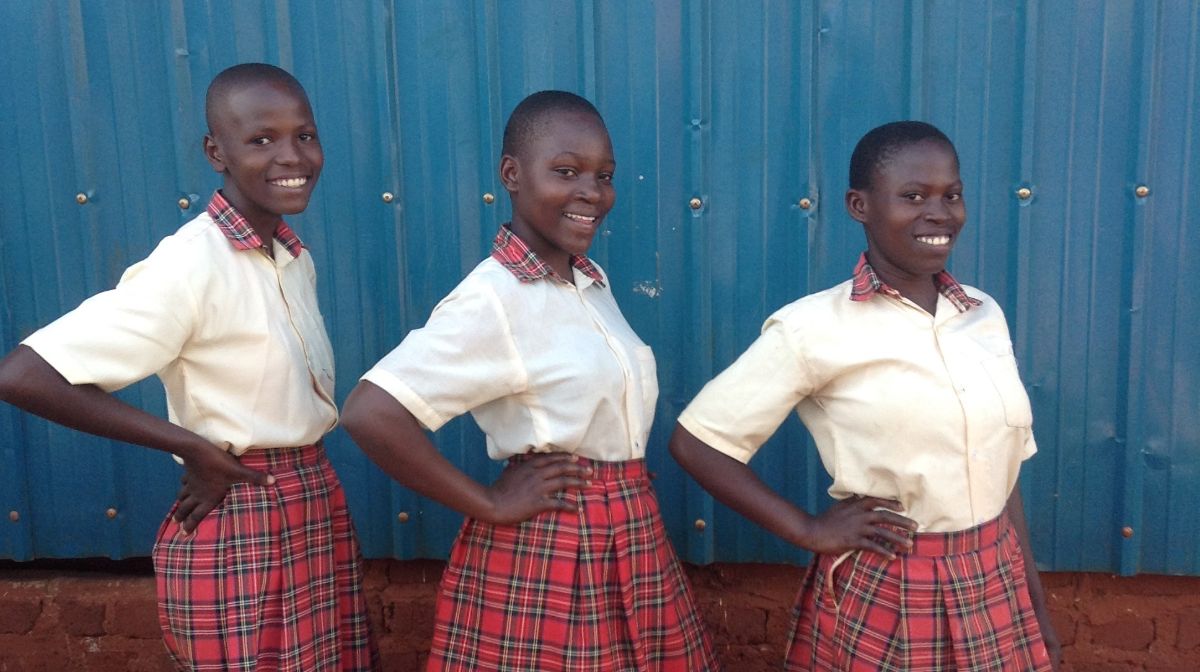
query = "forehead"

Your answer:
(211, 80), (313, 131)
(873, 140), (959, 185)
(523, 111), (612, 158)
